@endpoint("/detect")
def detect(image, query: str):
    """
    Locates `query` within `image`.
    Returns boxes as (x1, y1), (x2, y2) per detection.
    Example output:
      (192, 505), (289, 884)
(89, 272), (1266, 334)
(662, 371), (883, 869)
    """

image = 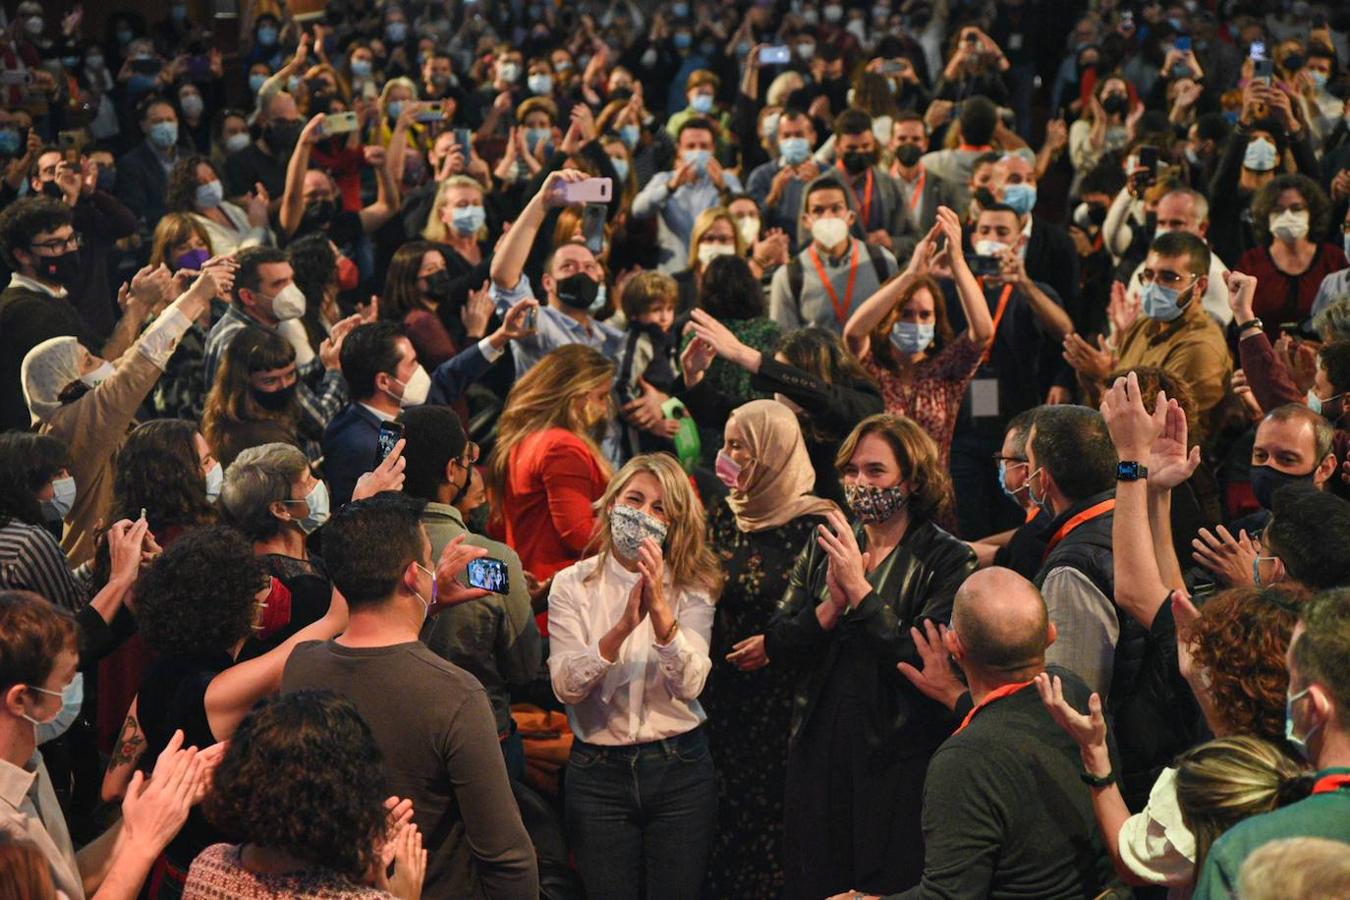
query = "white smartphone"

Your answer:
(761, 45), (791, 65)
(560, 177), (613, 204)
(323, 111), (359, 136)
